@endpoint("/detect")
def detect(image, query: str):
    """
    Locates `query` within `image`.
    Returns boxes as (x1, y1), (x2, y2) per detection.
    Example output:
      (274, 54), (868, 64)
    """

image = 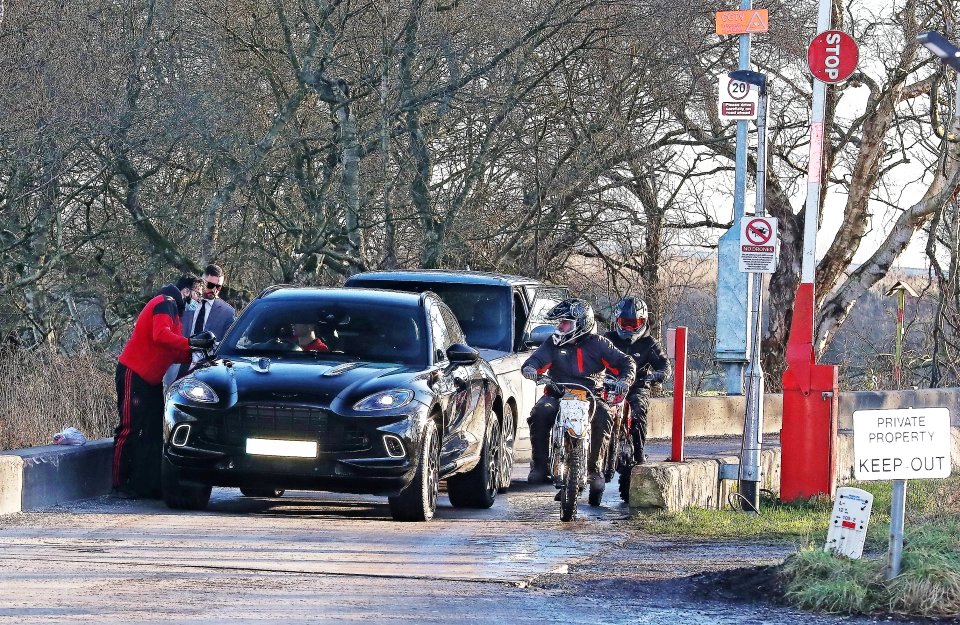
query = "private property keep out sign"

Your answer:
(853, 408), (952, 480)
